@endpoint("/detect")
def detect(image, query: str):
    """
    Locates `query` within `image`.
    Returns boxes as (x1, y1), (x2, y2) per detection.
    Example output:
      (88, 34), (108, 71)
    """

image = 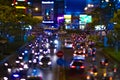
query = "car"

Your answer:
(69, 60), (85, 72)
(39, 56), (52, 69)
(73, 49), (83, 55)
(39, 46), (50, 55)
(73, 50), (86, 61)
(100, 58), (109, 67)
(73, 55), (85, 61)
(64, 40), (73, 48)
